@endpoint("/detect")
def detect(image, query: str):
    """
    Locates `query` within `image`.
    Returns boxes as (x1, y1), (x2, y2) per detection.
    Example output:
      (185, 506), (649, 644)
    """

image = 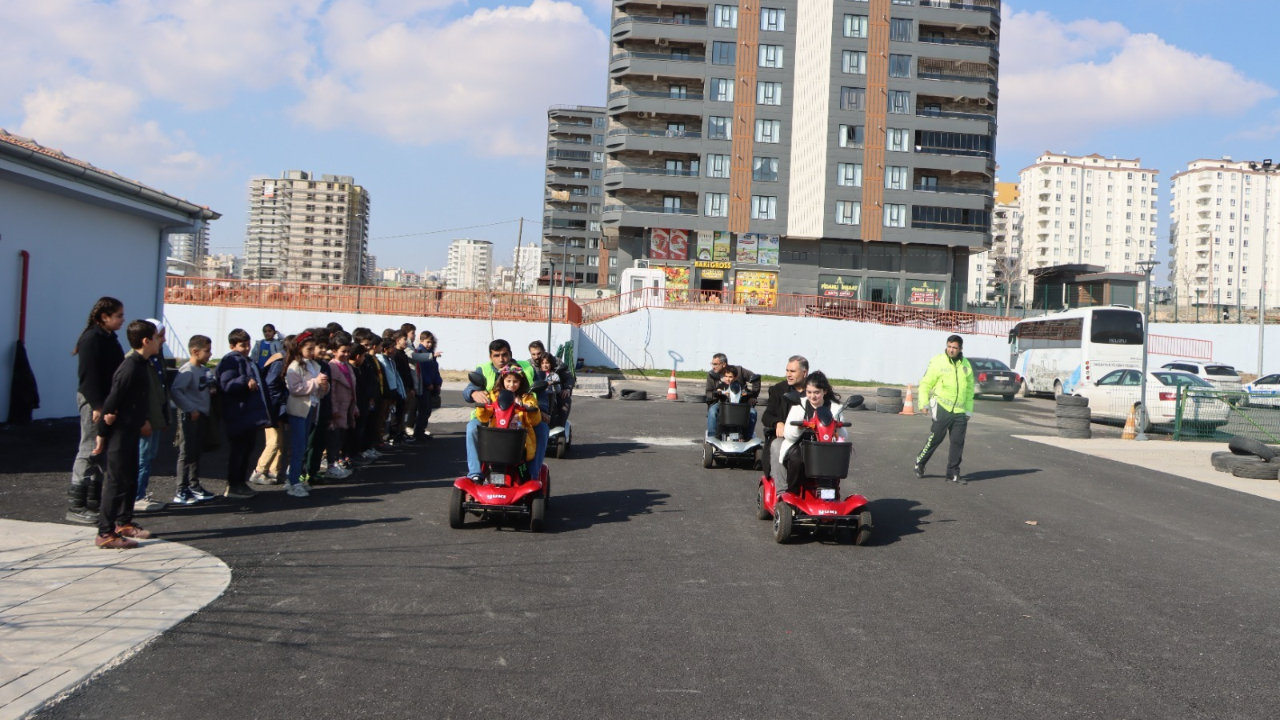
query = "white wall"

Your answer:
(1149, 322), (1280, 375)
(0, 176), (165, 421)
(162, 305), (574, 372)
